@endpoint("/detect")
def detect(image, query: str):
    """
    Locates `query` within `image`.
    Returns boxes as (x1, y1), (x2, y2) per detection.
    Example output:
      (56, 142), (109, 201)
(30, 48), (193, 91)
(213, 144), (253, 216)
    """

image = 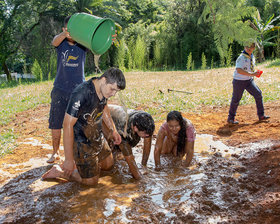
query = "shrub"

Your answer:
(31, 59), (43, 81)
